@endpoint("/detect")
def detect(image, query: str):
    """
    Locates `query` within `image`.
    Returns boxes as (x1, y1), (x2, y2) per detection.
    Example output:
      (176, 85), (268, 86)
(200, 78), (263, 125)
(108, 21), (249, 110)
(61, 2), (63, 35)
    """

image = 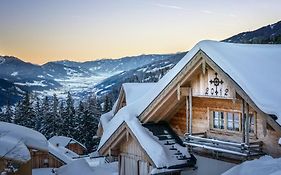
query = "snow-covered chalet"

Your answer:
(97, 40), (281, 175)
